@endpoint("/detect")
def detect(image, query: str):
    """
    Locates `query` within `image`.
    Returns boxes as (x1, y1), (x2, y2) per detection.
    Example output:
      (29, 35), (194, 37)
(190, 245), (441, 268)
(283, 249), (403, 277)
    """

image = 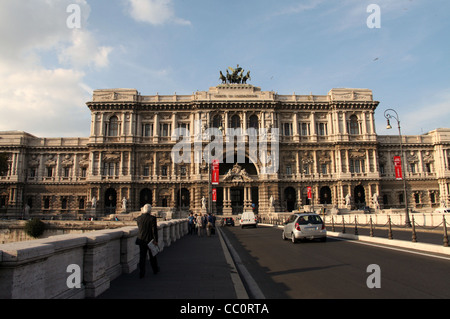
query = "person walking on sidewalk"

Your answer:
(206, 213), (214, 237)
(136, 204), (159, 278)
(197, 213), (204, 237)
(188, 212), (195, 235)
